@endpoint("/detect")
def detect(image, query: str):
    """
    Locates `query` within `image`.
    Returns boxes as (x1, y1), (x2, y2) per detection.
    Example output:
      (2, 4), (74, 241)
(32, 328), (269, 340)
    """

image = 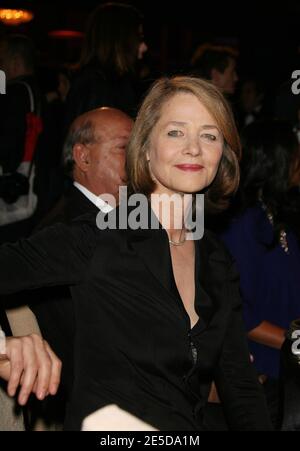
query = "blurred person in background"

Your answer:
(64, 2), (148, 131)
(191, 44), (238, 96)
(236, 78), (267, 129)
(0, 34), (43, 242)
(219, 120), (300, 428)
